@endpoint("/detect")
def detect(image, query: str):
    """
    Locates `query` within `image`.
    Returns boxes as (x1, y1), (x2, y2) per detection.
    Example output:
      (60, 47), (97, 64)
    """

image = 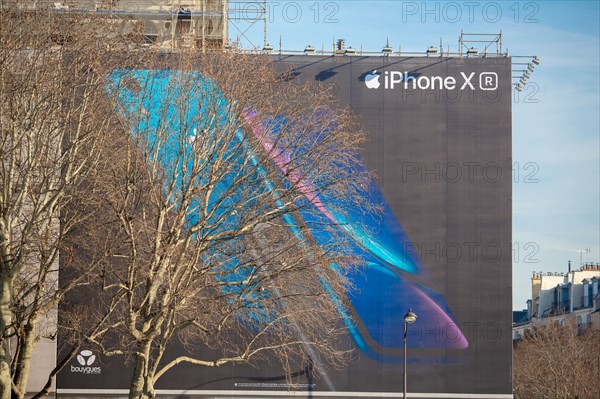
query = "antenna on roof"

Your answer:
(576, 247), (591, 267)
(263, 0), (268, 49)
